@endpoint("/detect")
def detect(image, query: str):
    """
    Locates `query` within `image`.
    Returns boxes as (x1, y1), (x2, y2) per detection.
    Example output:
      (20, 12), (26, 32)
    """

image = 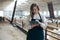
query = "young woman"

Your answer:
(26, 3), (47, 40)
